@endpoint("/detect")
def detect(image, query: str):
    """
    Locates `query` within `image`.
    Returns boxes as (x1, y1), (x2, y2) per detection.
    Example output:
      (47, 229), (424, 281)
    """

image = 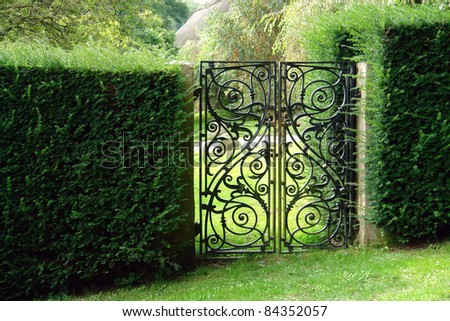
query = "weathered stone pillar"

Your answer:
(355, 62), (381, 245)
